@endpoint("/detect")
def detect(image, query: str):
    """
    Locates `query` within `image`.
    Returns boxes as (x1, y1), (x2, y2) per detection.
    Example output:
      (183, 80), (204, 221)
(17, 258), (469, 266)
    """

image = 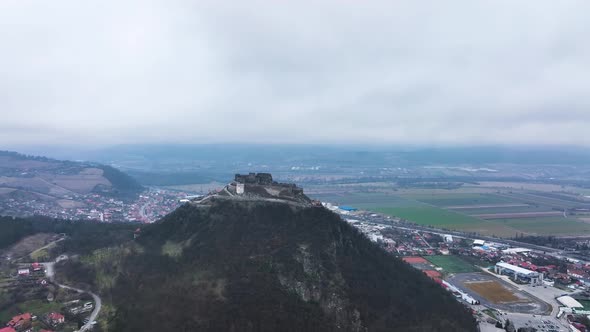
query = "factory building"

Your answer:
(495, 262), (544, 285)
